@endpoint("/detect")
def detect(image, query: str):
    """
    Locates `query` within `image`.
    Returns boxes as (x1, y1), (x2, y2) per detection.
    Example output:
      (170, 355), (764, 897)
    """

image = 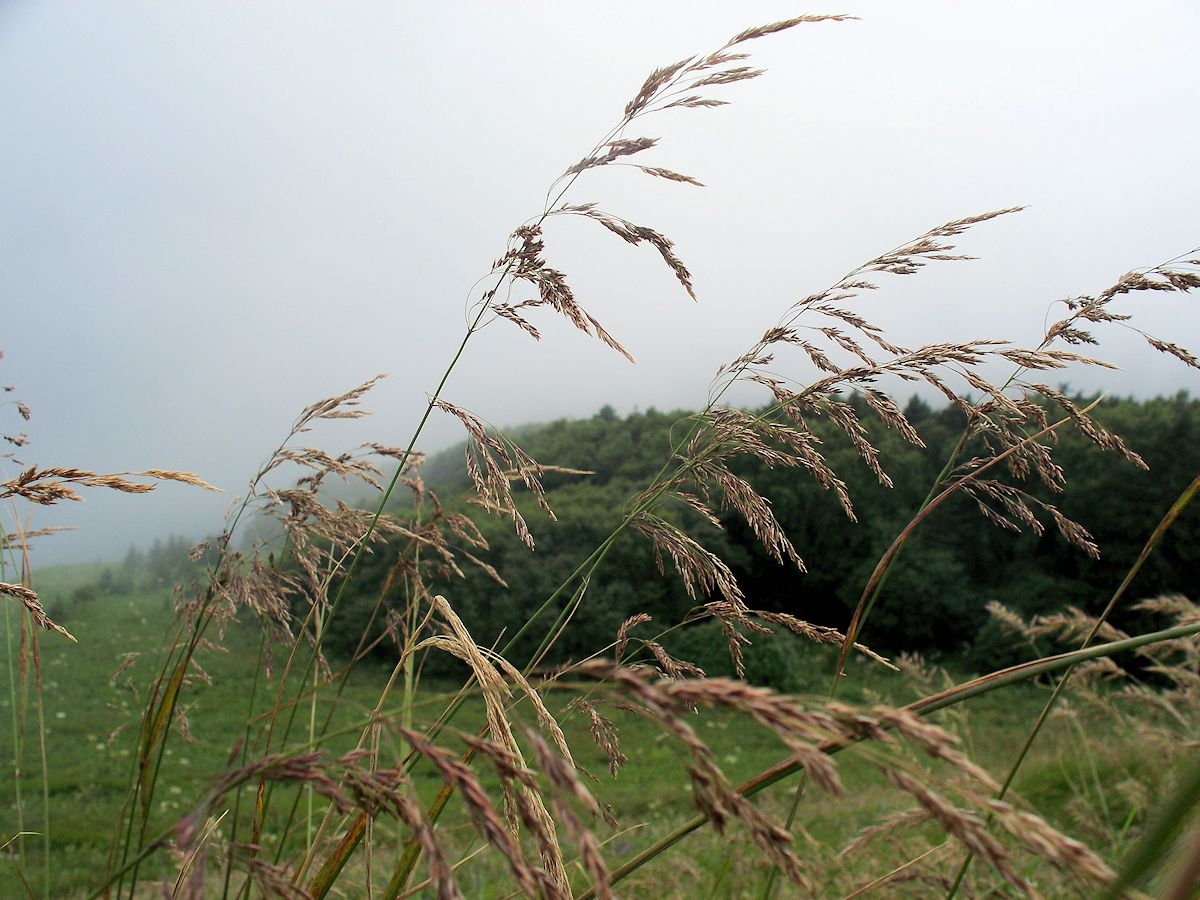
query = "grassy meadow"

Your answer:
(4, 563), (1188, 897)
(4, 12), (1200, 899)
